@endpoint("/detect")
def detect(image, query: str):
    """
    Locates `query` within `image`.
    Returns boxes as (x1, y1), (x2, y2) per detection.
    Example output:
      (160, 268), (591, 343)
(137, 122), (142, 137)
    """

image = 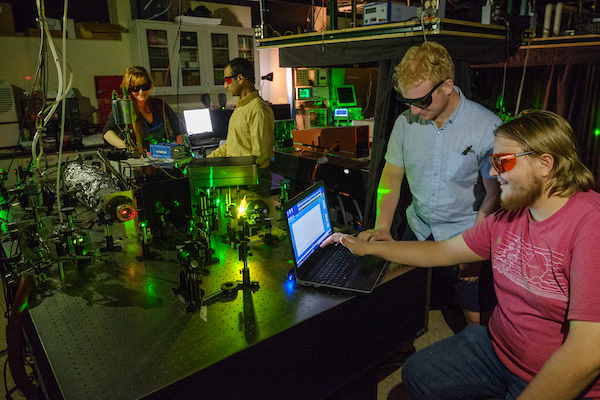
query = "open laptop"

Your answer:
(182, 108), (220, 147)
(283, 181), (388, 294)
